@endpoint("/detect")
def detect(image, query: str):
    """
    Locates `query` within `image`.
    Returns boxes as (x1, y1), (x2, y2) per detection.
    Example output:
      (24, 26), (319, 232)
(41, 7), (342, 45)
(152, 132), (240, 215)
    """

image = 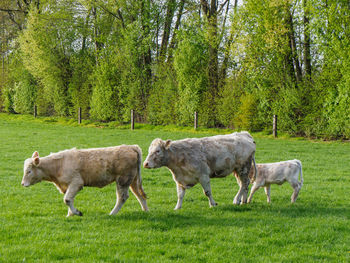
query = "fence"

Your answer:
(32, 106), (278, 136)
